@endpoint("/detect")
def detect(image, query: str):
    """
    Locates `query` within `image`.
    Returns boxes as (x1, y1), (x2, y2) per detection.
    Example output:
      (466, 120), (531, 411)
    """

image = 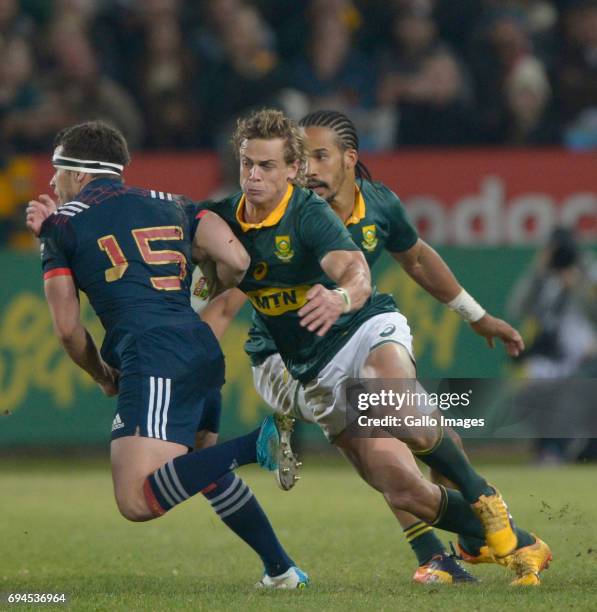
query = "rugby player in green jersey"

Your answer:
(199, 109), (552, 586)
